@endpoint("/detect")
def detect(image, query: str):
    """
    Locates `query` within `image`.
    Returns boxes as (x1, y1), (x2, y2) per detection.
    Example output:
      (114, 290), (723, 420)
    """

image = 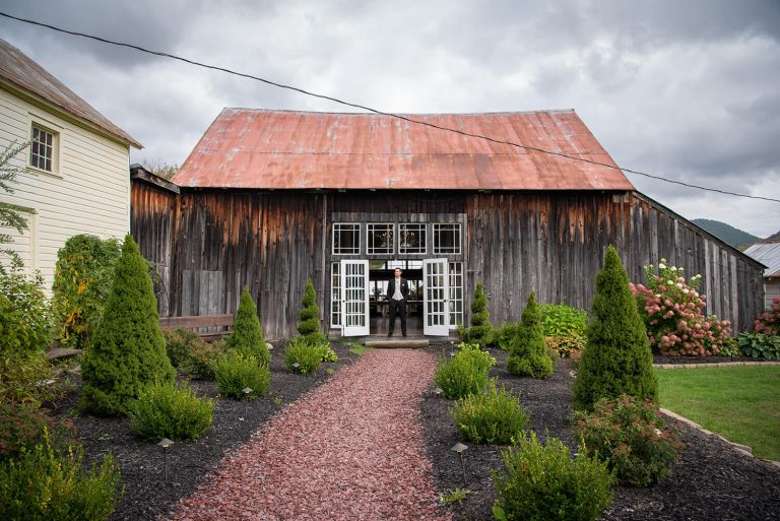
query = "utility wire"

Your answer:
(2, 10), (778, 204)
